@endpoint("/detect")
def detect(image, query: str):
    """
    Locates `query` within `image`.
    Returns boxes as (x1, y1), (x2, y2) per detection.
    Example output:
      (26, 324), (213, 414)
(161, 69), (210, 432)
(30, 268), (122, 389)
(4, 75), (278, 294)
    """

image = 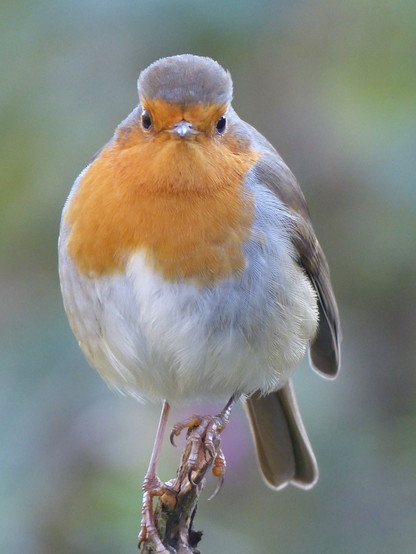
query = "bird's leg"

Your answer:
(138, 400), (171, 553)
(170, 394), (239, 485)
